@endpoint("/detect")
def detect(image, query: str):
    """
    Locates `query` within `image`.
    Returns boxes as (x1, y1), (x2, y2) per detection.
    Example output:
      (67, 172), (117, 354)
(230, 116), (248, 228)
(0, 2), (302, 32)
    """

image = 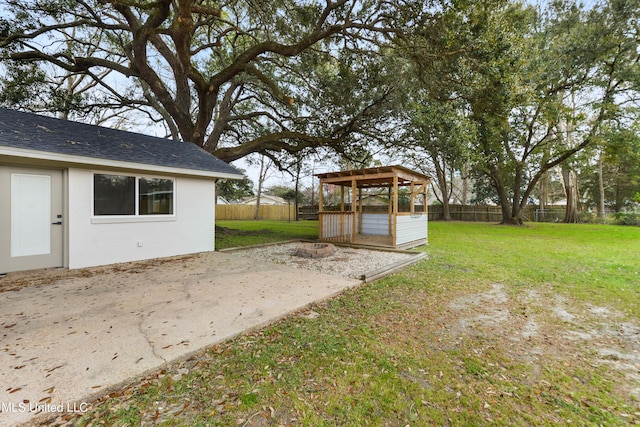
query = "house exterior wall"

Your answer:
(67, 168), (215, 269)
(396, 214), (428, 246)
